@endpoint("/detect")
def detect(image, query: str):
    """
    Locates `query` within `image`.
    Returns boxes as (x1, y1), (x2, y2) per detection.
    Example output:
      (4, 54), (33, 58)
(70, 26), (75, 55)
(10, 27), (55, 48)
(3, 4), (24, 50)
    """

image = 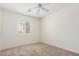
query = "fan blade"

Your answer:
(41, 7), (49, 11)
(28, 7), (38, 12)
